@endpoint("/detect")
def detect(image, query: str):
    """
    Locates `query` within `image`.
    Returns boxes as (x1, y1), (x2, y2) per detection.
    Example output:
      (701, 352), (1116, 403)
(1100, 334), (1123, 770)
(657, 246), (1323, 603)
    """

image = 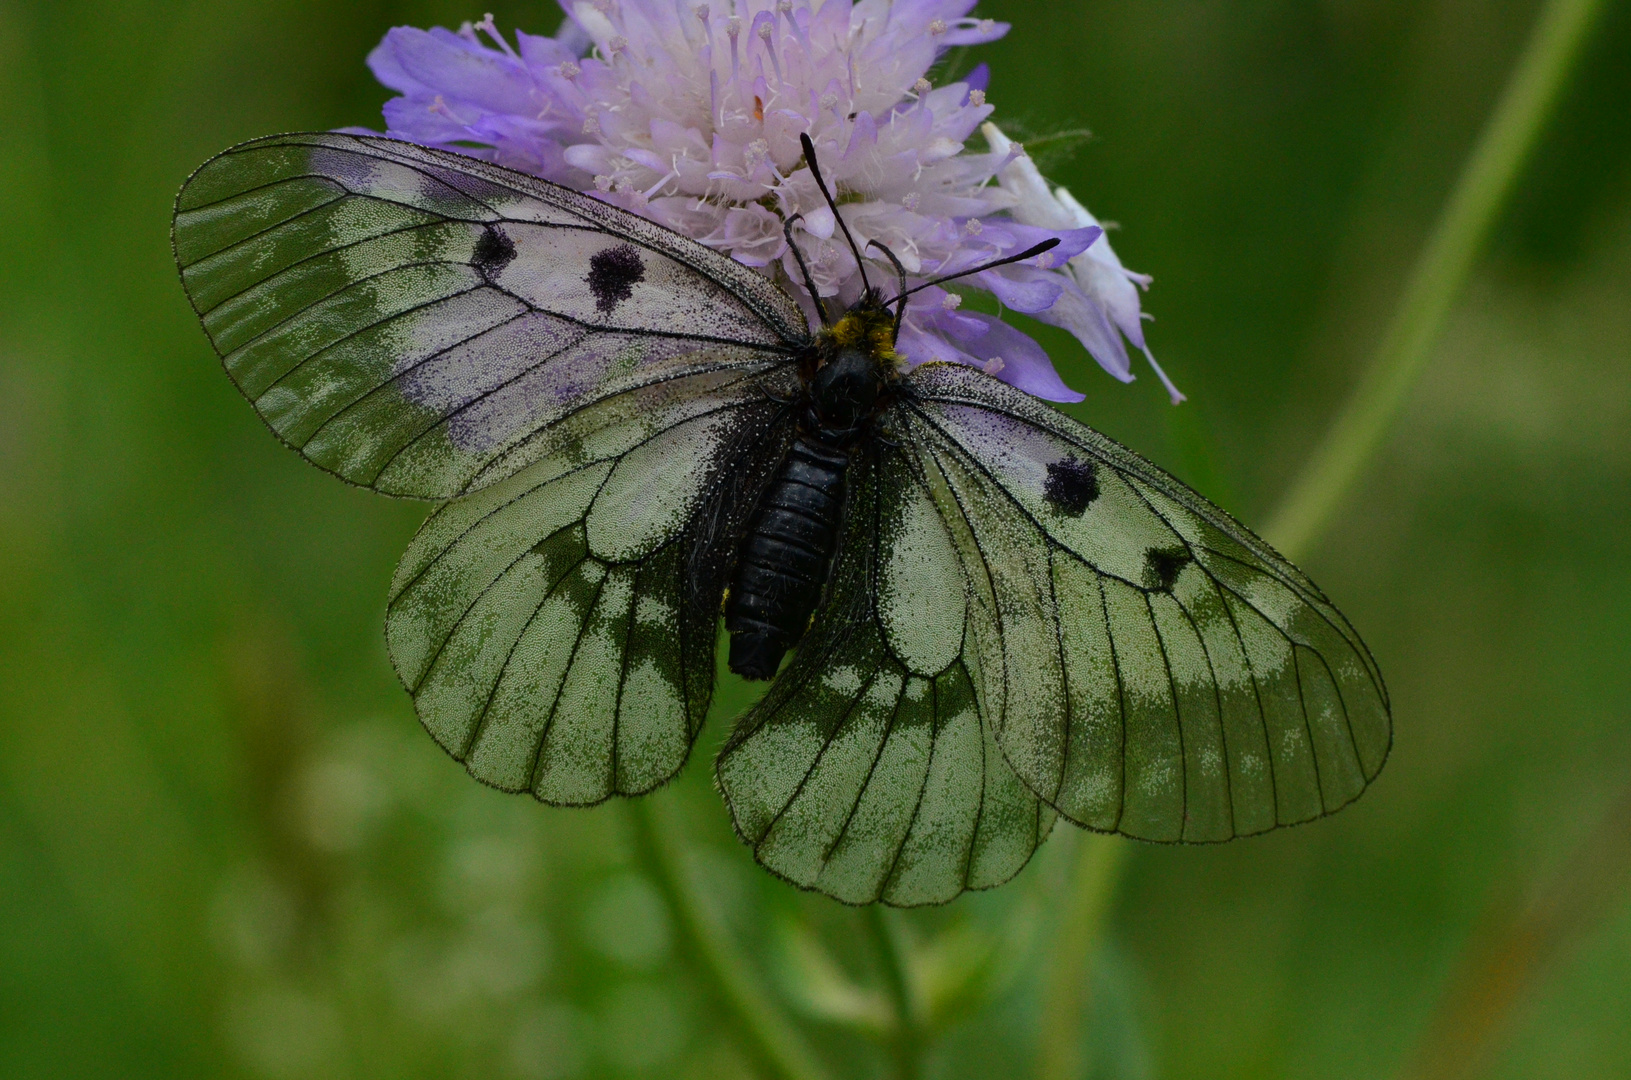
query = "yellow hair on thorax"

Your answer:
(826, 306), (903, 370)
